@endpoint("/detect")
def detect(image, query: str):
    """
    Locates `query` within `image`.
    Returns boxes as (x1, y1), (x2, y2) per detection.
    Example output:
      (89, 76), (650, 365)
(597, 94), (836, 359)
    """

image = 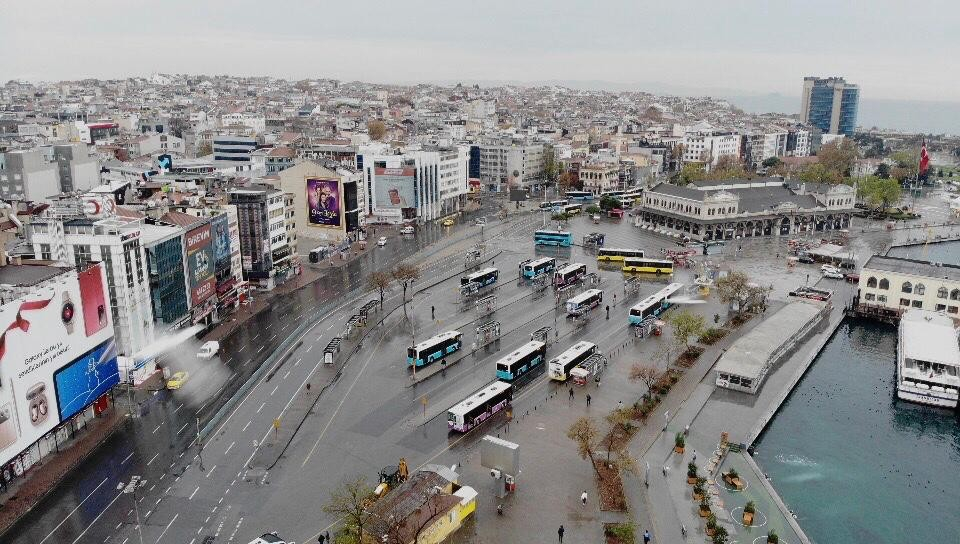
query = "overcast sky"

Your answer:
(3, 0), (955, 102)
